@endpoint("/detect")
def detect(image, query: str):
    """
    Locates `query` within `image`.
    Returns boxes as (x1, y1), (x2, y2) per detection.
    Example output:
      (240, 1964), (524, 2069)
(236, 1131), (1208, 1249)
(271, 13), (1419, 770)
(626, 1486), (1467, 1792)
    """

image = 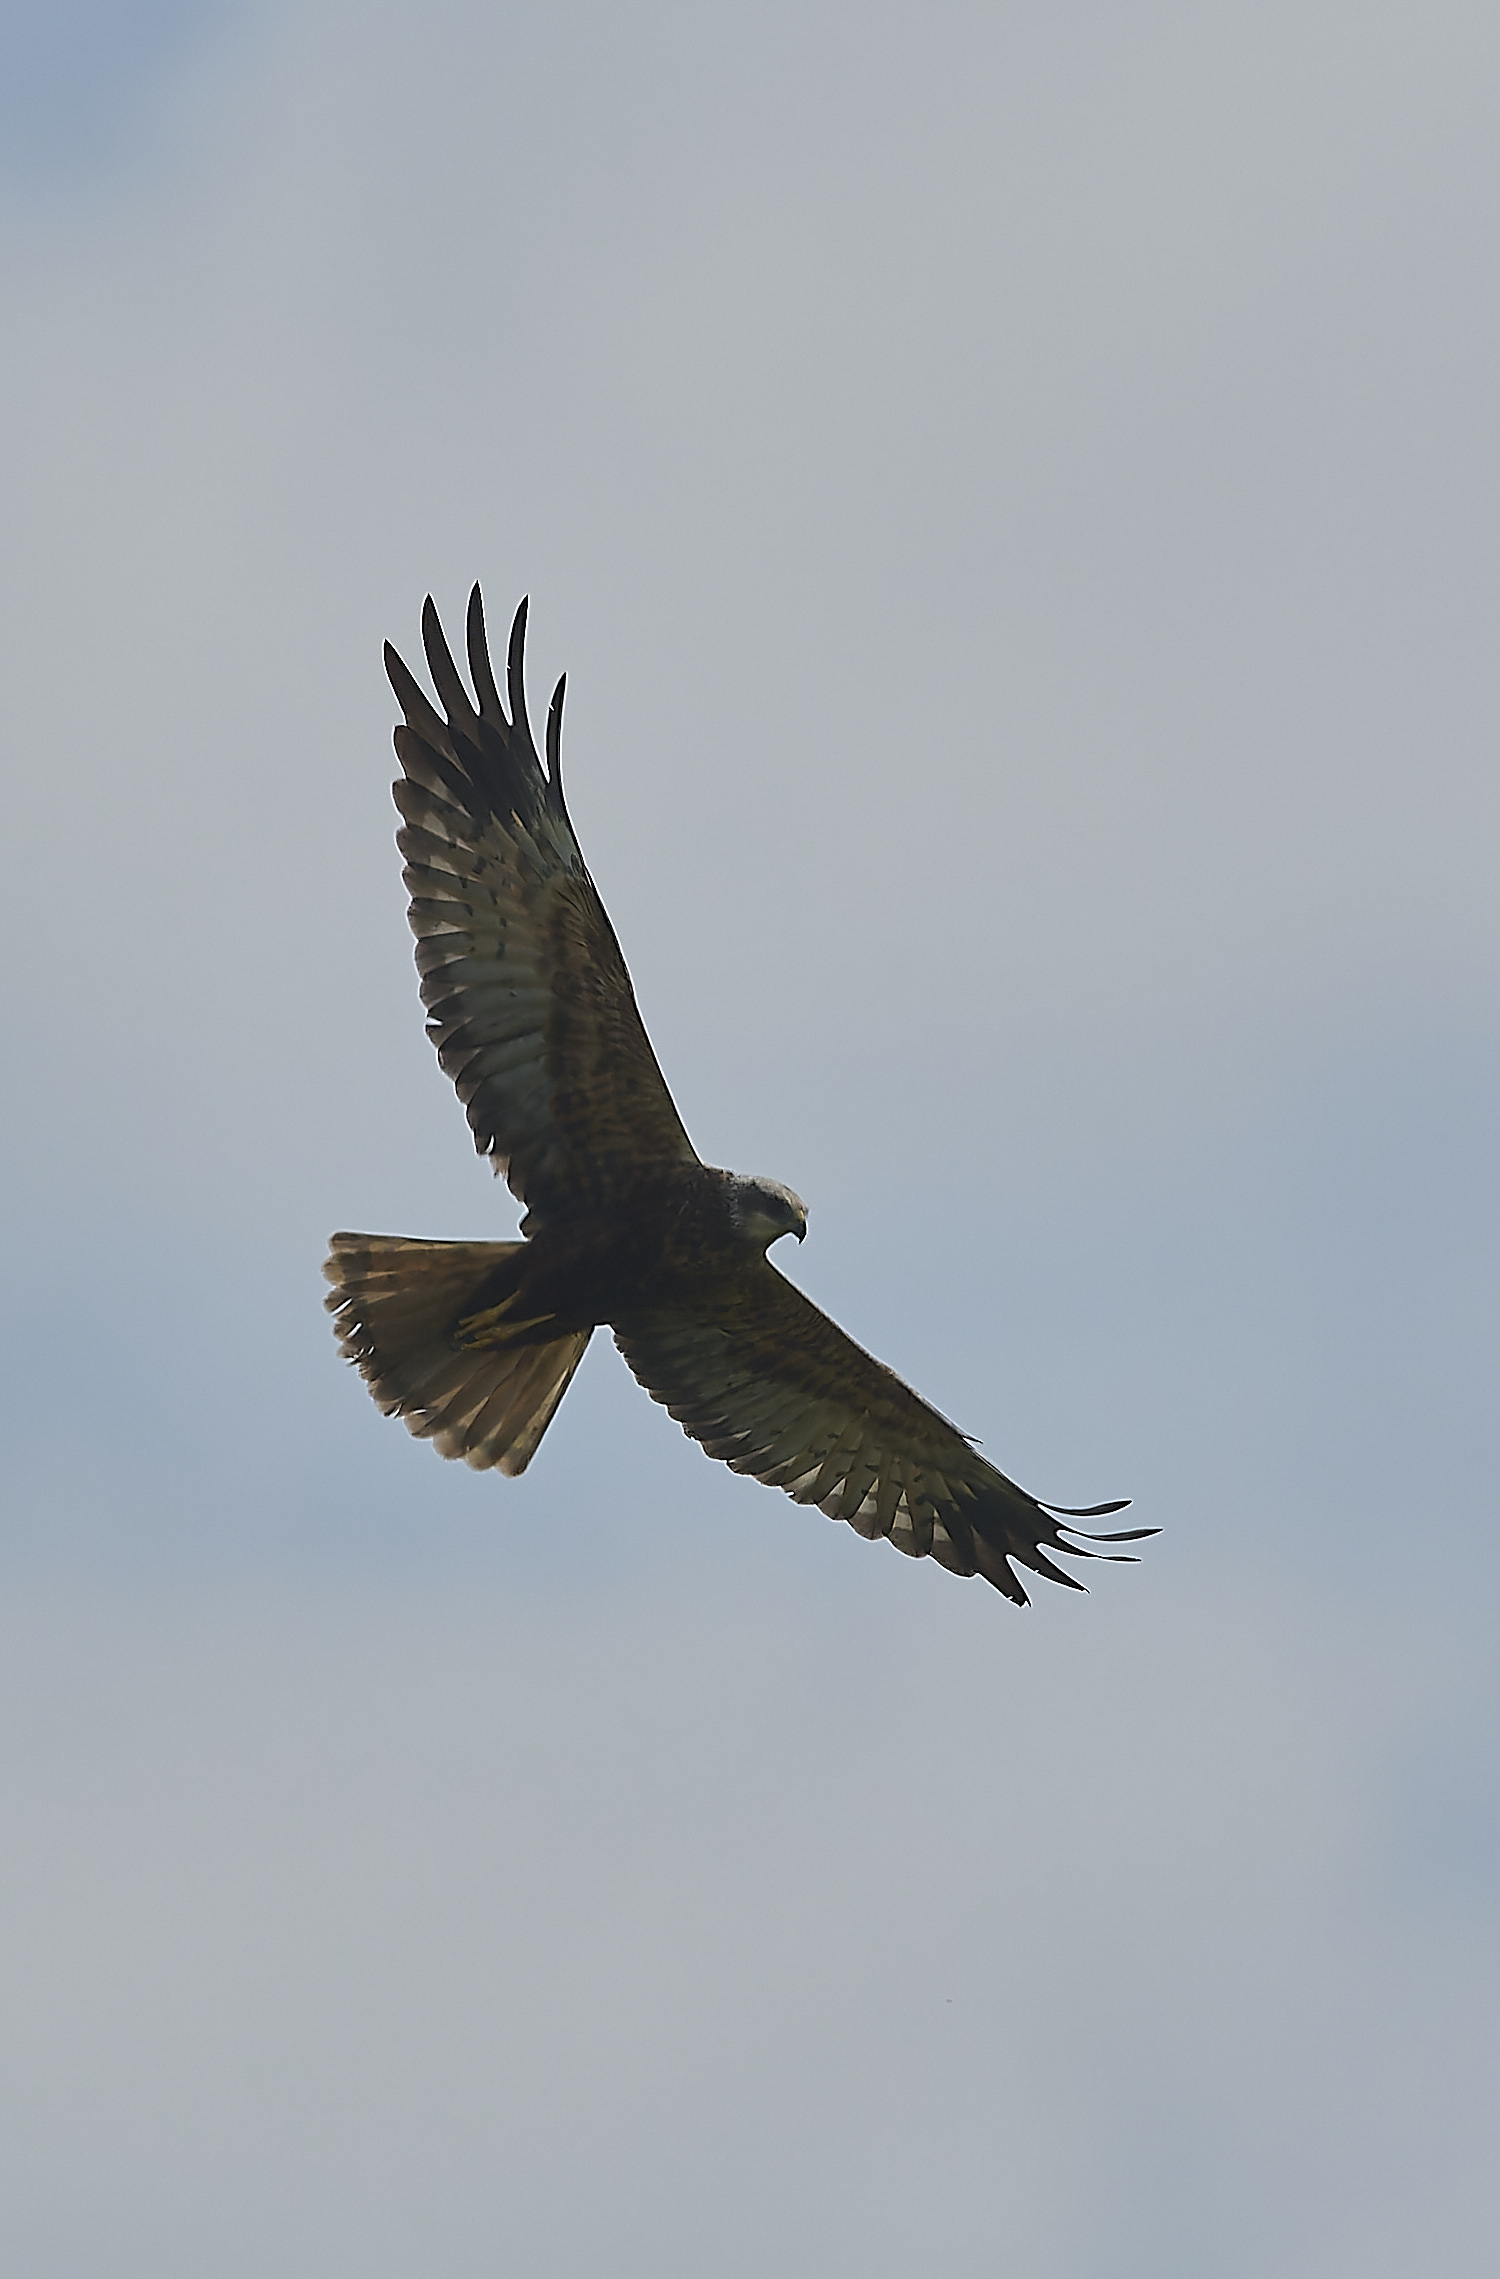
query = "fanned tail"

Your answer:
(323, 1232), (591, 1475)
